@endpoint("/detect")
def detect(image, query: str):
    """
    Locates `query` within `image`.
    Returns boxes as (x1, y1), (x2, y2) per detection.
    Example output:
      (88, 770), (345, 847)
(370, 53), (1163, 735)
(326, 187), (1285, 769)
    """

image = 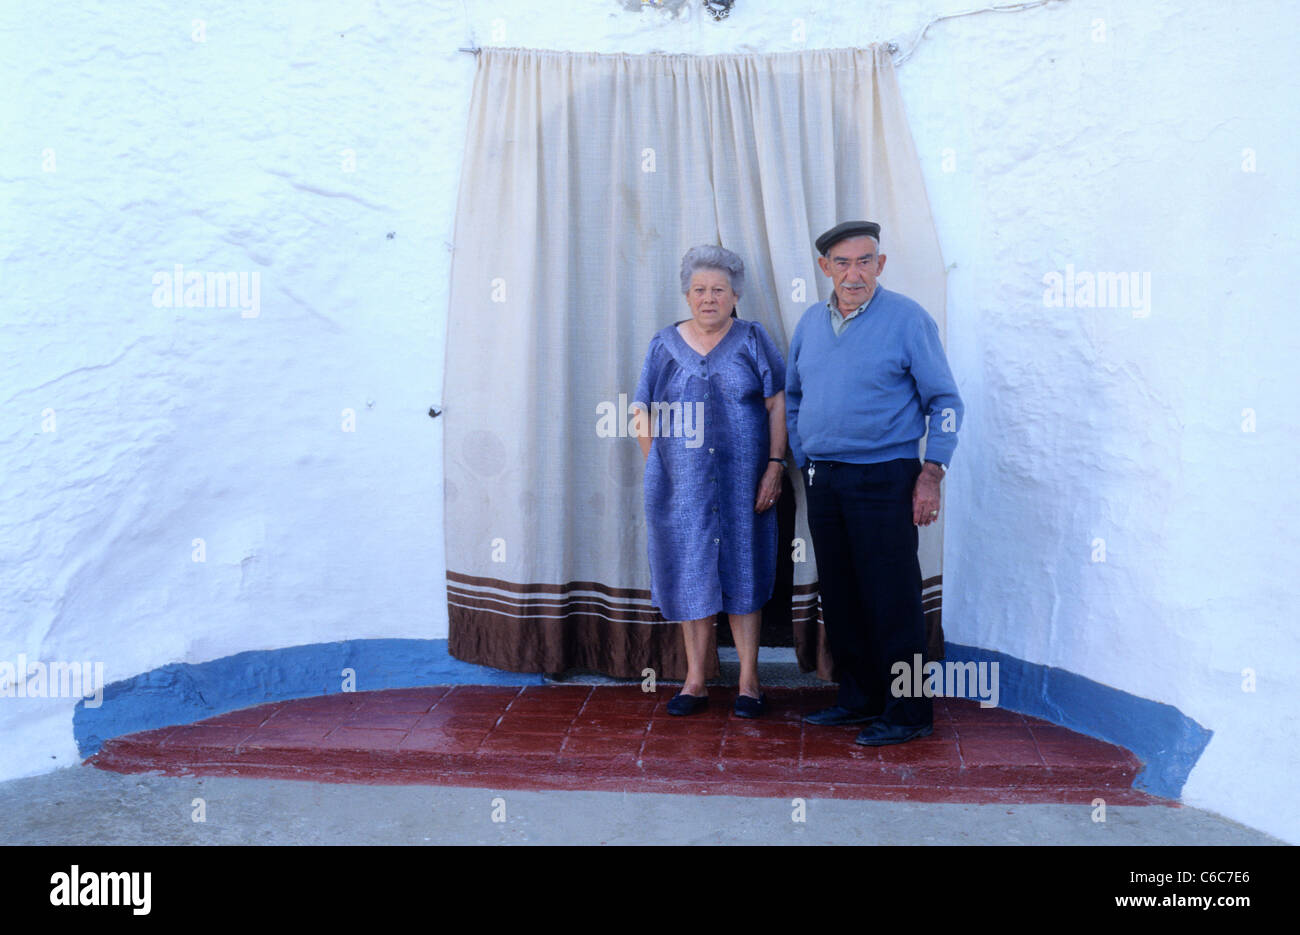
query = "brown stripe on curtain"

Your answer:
(448, 573), (718, 680)
(447, 587), (665, 623)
